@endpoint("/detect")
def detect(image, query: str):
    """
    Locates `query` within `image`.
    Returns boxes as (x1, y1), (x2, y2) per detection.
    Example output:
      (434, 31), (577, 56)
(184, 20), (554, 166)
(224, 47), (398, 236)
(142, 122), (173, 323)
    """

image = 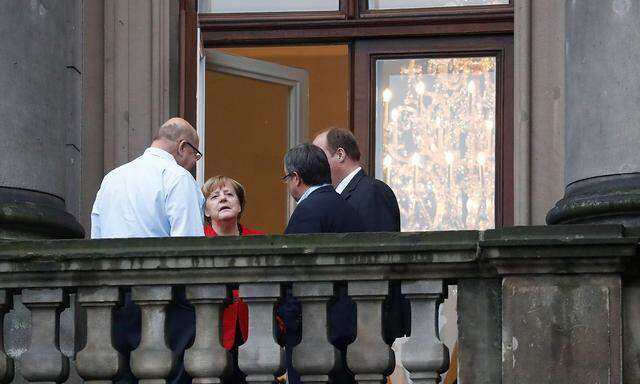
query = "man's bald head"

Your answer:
(154, 117), (197, 143)
(152, 117), (200, 171)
